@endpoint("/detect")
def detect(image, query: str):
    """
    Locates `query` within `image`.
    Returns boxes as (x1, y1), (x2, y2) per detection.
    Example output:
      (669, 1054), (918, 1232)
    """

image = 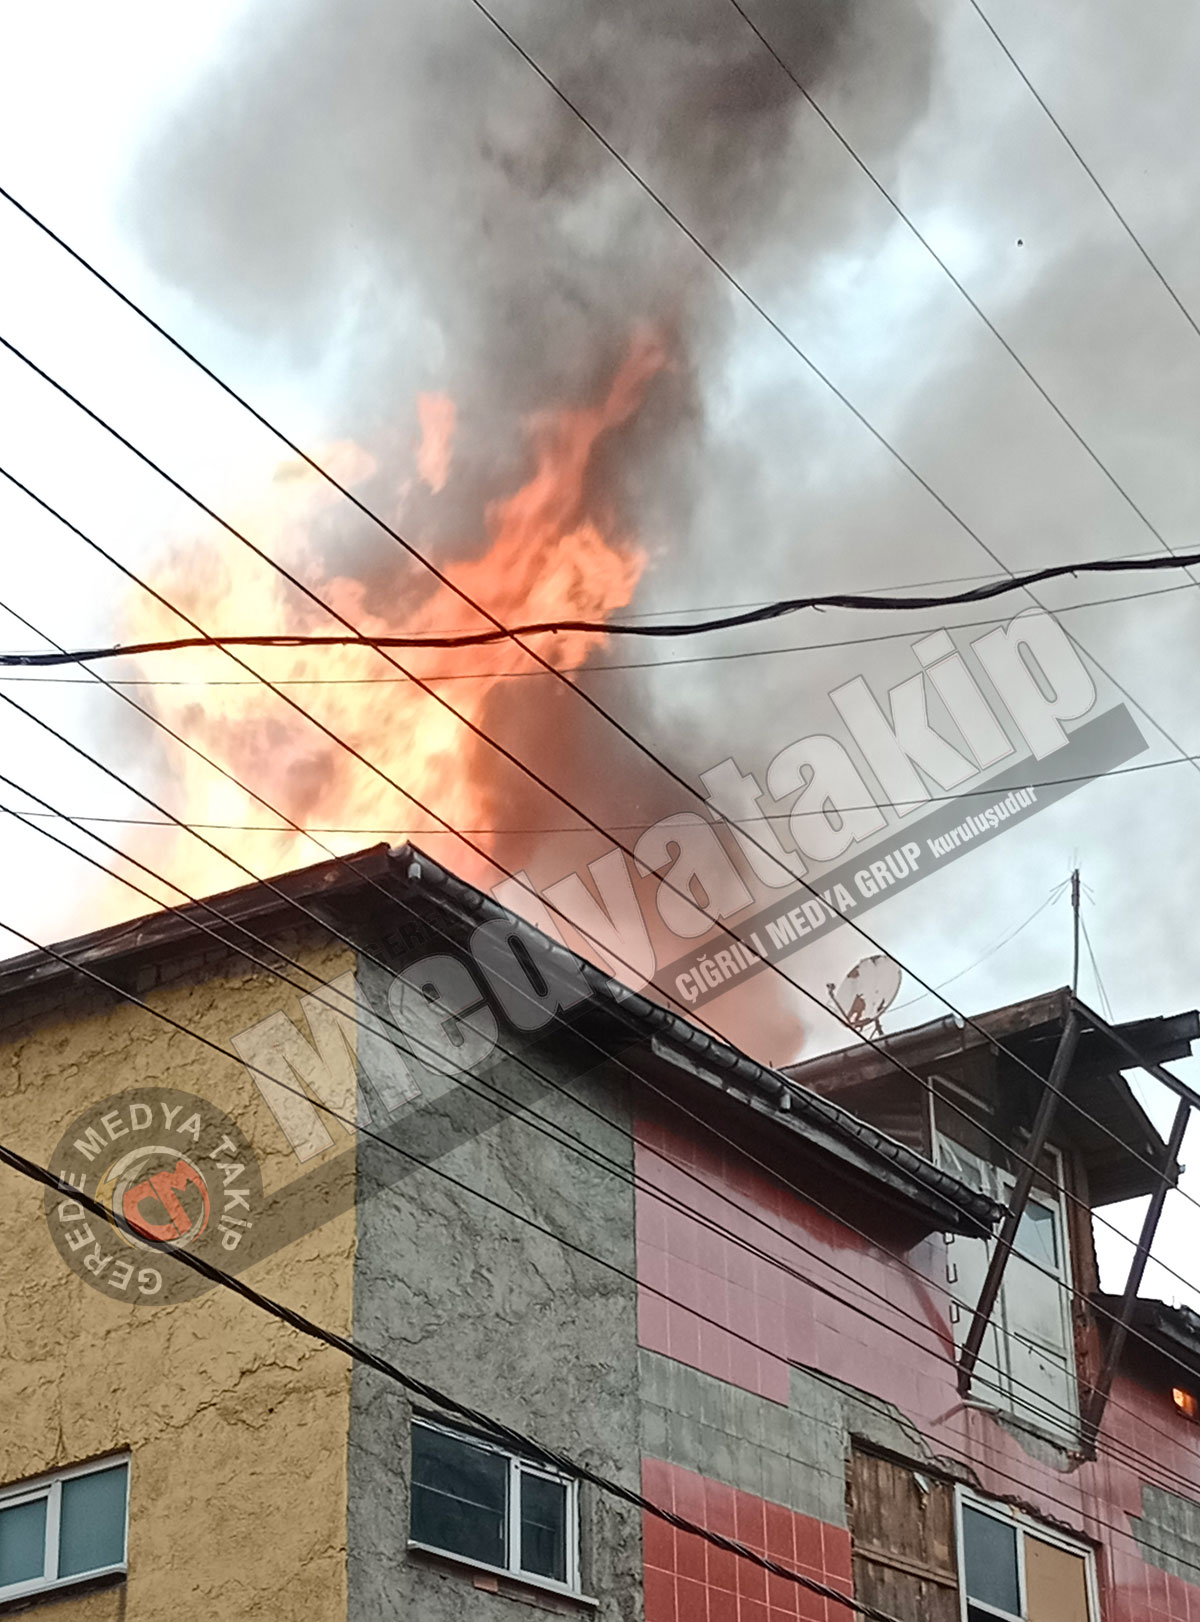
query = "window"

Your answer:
(937, 1137), (1079, 1439)
(1172, 1386), (1199, 1421)
(958, 1494), (1096, 1622)
(409, 1419), (579, 1594)
(0, 1457), (129, 1604)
